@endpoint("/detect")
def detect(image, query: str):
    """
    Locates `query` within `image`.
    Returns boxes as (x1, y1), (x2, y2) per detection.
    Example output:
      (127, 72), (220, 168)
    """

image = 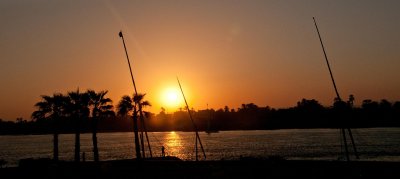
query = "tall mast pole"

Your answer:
(313, 17), (341, 100)
(119, 31), (138, 94)
(177, 77), (206, 161)
(118, 31), (141, 159)
(312, 17), (358, 161)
